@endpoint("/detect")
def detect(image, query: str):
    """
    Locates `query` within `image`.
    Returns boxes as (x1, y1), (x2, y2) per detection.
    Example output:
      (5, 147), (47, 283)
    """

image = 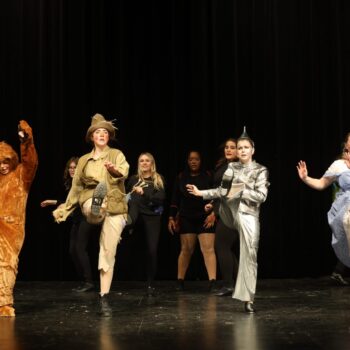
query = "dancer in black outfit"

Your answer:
(205, 138), (240, 296)
(168, 150), (216, 291)
(125, 152), (165, 296)
(41, 157), (95, 292)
